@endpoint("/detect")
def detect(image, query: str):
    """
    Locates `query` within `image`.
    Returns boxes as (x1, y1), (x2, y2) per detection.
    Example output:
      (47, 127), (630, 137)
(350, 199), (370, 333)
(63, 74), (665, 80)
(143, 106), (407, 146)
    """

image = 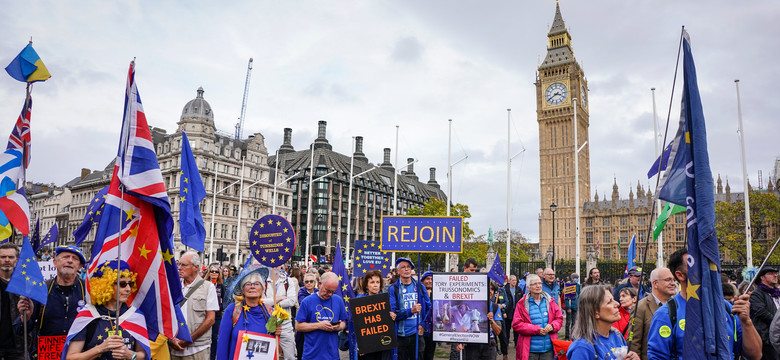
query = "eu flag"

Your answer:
(488, 254), (506, 286)
(333, 242), (357, 359)
(73, 185), (109, 245)
(38, 223), (59, 251)
(7, 236), (47, 305)
(31, 217), (40, 252)
(179, 131), (206, 251)
(660, 30), (730, 360)
(624, 235), (636, 278)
